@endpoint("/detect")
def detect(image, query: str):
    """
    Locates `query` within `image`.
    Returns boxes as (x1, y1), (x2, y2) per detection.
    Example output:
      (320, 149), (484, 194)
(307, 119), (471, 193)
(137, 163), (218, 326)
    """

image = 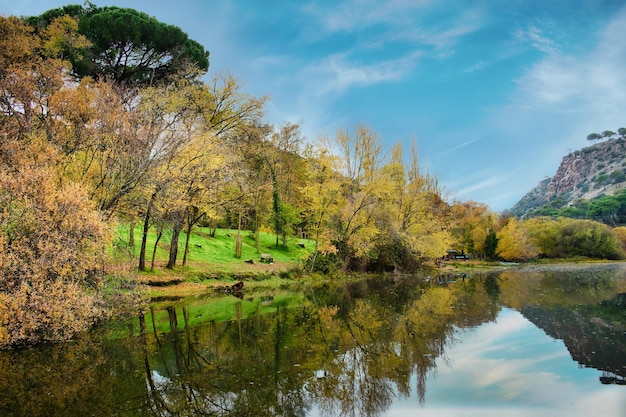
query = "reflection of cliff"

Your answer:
(519, 304), (626, 381)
